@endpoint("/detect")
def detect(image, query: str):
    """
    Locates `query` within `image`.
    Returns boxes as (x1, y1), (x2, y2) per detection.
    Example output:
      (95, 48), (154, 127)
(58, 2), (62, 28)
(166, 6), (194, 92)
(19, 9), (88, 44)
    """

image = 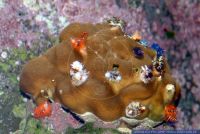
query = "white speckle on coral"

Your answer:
(125, 101), (145, 118)
(74, 72), (82, 80)
(164, 84), (176, 103)
(1, 51), (7, 59)
(44, 101), (48, 109)
(105, 72), (111, 78)
(71, 71), (89, 86)
(157, 76), (162, 81)
(128, 109), (133, 115)
(140, 65), (152, 84)
(59, 90), (63, 94)
(116, 75), (122, 81)
(166, 84), (175, 93)
(71, 61), (84, 71)
(70, 61), (89, 86)
(105, 70), (122, 82)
